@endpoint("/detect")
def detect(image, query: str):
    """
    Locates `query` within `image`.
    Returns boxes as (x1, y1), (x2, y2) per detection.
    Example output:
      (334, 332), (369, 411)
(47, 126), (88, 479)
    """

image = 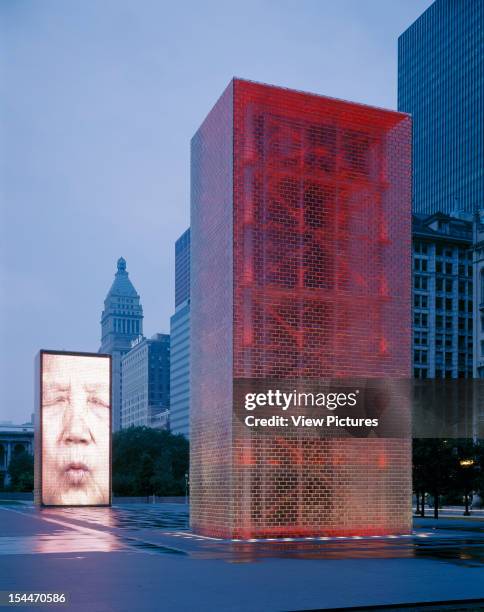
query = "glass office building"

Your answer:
(175, 229), (190, 307)
(169, 229), (191, 438)
(398, 0), (484, 214)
